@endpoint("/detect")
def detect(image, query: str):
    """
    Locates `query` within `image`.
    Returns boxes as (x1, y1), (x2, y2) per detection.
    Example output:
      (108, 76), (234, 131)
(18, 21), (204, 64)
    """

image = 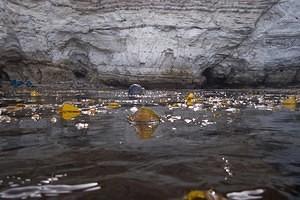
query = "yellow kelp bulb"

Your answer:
(16, 103), (26, 108)
(184, 189), (227, 200)
(134, 123), (158, 140)
(106, 102), (121, 109)
(185, 92), (196, 106)
(61, 111), (80, 121)
(59, 103), (80, 121)
(129, 107), (160, 123)
(59, 103), (80, 113)
(186, 92), (195, 101)
(282, 96), (297, 105)
(184, 190), (206, 200)
(31, 90), (40, 97)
